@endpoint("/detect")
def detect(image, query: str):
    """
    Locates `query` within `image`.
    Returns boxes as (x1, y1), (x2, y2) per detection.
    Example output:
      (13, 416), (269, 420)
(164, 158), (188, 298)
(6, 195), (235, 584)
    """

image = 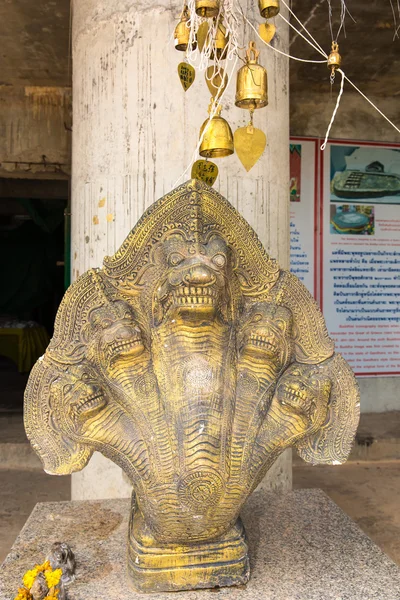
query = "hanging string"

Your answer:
(173, 54), (239, 188)
(173, 0), (400, 181)
(280, 0), (327, 57)
(320, 69), (345, 150)
(326, 0), (356, 41)
(247, 1), (400, 143)
(389, 0), (400, 39)
(289, 0), (325, 48)
(278, 12), (328, 58)
(236, 3), (327, 63)
(341, 70), (400, 135)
